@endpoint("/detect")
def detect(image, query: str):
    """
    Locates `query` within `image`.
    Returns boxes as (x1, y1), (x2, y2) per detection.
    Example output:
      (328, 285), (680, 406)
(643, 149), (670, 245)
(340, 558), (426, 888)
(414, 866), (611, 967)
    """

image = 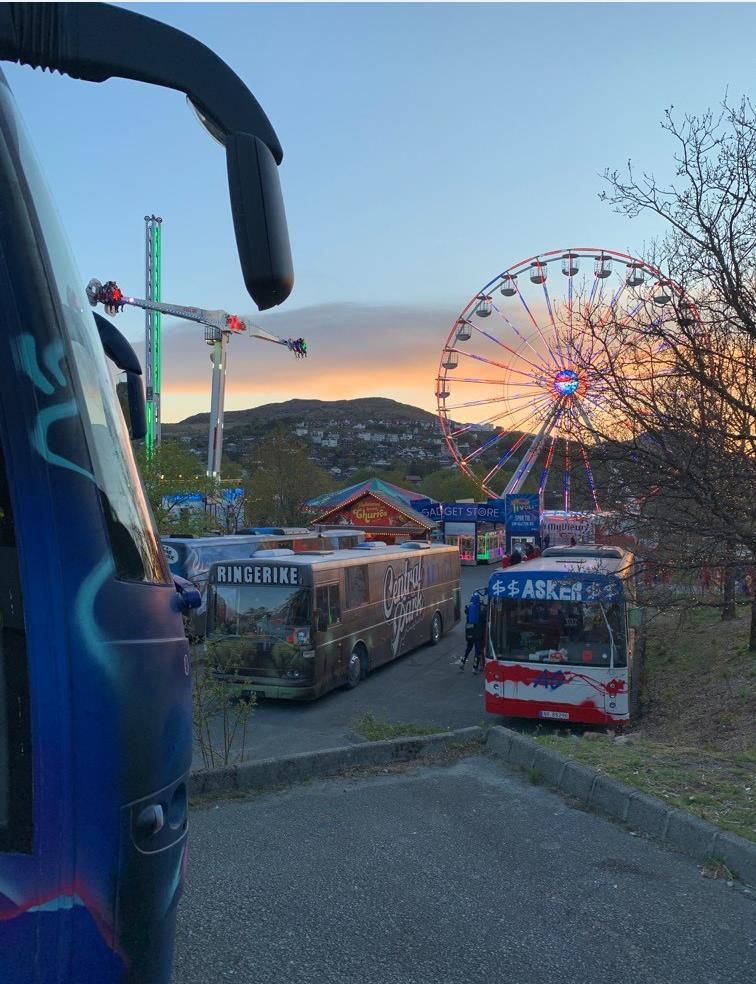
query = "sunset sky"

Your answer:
(5, 2), (756, 422)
